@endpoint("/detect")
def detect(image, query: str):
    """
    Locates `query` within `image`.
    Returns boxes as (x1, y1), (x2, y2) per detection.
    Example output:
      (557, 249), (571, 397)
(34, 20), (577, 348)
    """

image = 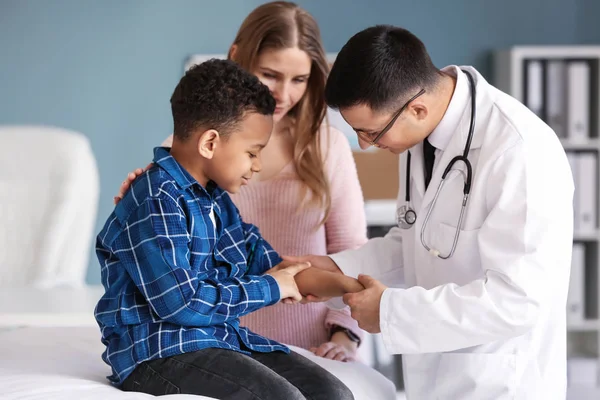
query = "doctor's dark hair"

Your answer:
(170, 58), (275, 140)
(325, 25), (442, 112)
